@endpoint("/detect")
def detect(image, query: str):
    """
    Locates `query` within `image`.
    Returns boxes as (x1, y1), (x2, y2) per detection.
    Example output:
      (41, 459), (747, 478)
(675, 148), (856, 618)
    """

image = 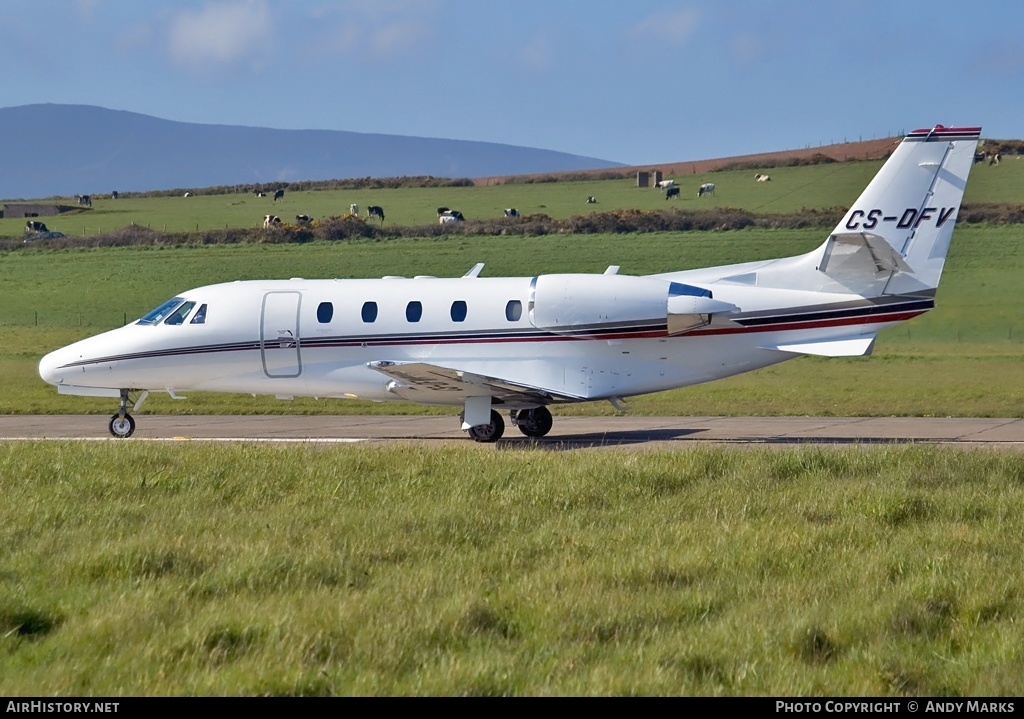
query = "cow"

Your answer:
(273, 189), (285, 201)
(974, 151), (987, 164)
(504, 208), (520, 217)
(295, 214), (312, 225)
(349, 204), (359, 216)
(111, 191), (119, 199)
(698, 183), (715, 197)
(755, 173), (772, 182)
(367, 205), (385, 224)
(439, 209), (464, 224)
(586, 196), (597, 203)
(183, 192), (192, 198)
(263, 215), (281, 228)
(657, 180), (675, 189)
(665, 186), (680, 200)
(76, 194), (92, 207)
(255, 191), (266, 198)
(25, 220), (48, 233)
(990, 153), (1001, 166)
